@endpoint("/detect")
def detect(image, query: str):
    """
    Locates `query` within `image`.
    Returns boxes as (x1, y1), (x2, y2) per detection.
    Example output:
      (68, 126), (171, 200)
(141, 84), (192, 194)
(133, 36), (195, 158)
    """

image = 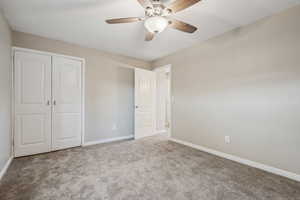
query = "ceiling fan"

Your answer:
(106, 0), (201, 41)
